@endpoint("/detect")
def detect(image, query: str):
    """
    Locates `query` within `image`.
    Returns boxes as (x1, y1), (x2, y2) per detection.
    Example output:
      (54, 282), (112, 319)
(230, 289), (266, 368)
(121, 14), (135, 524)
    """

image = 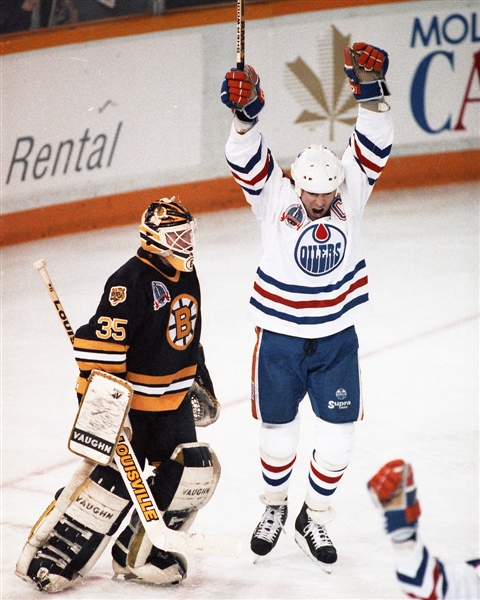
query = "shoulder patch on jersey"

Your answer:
(152, 281), (171, 310)
(280, 204), (305, 230)
(109, 286), (127, 306)
(294, 223), (346, 276)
